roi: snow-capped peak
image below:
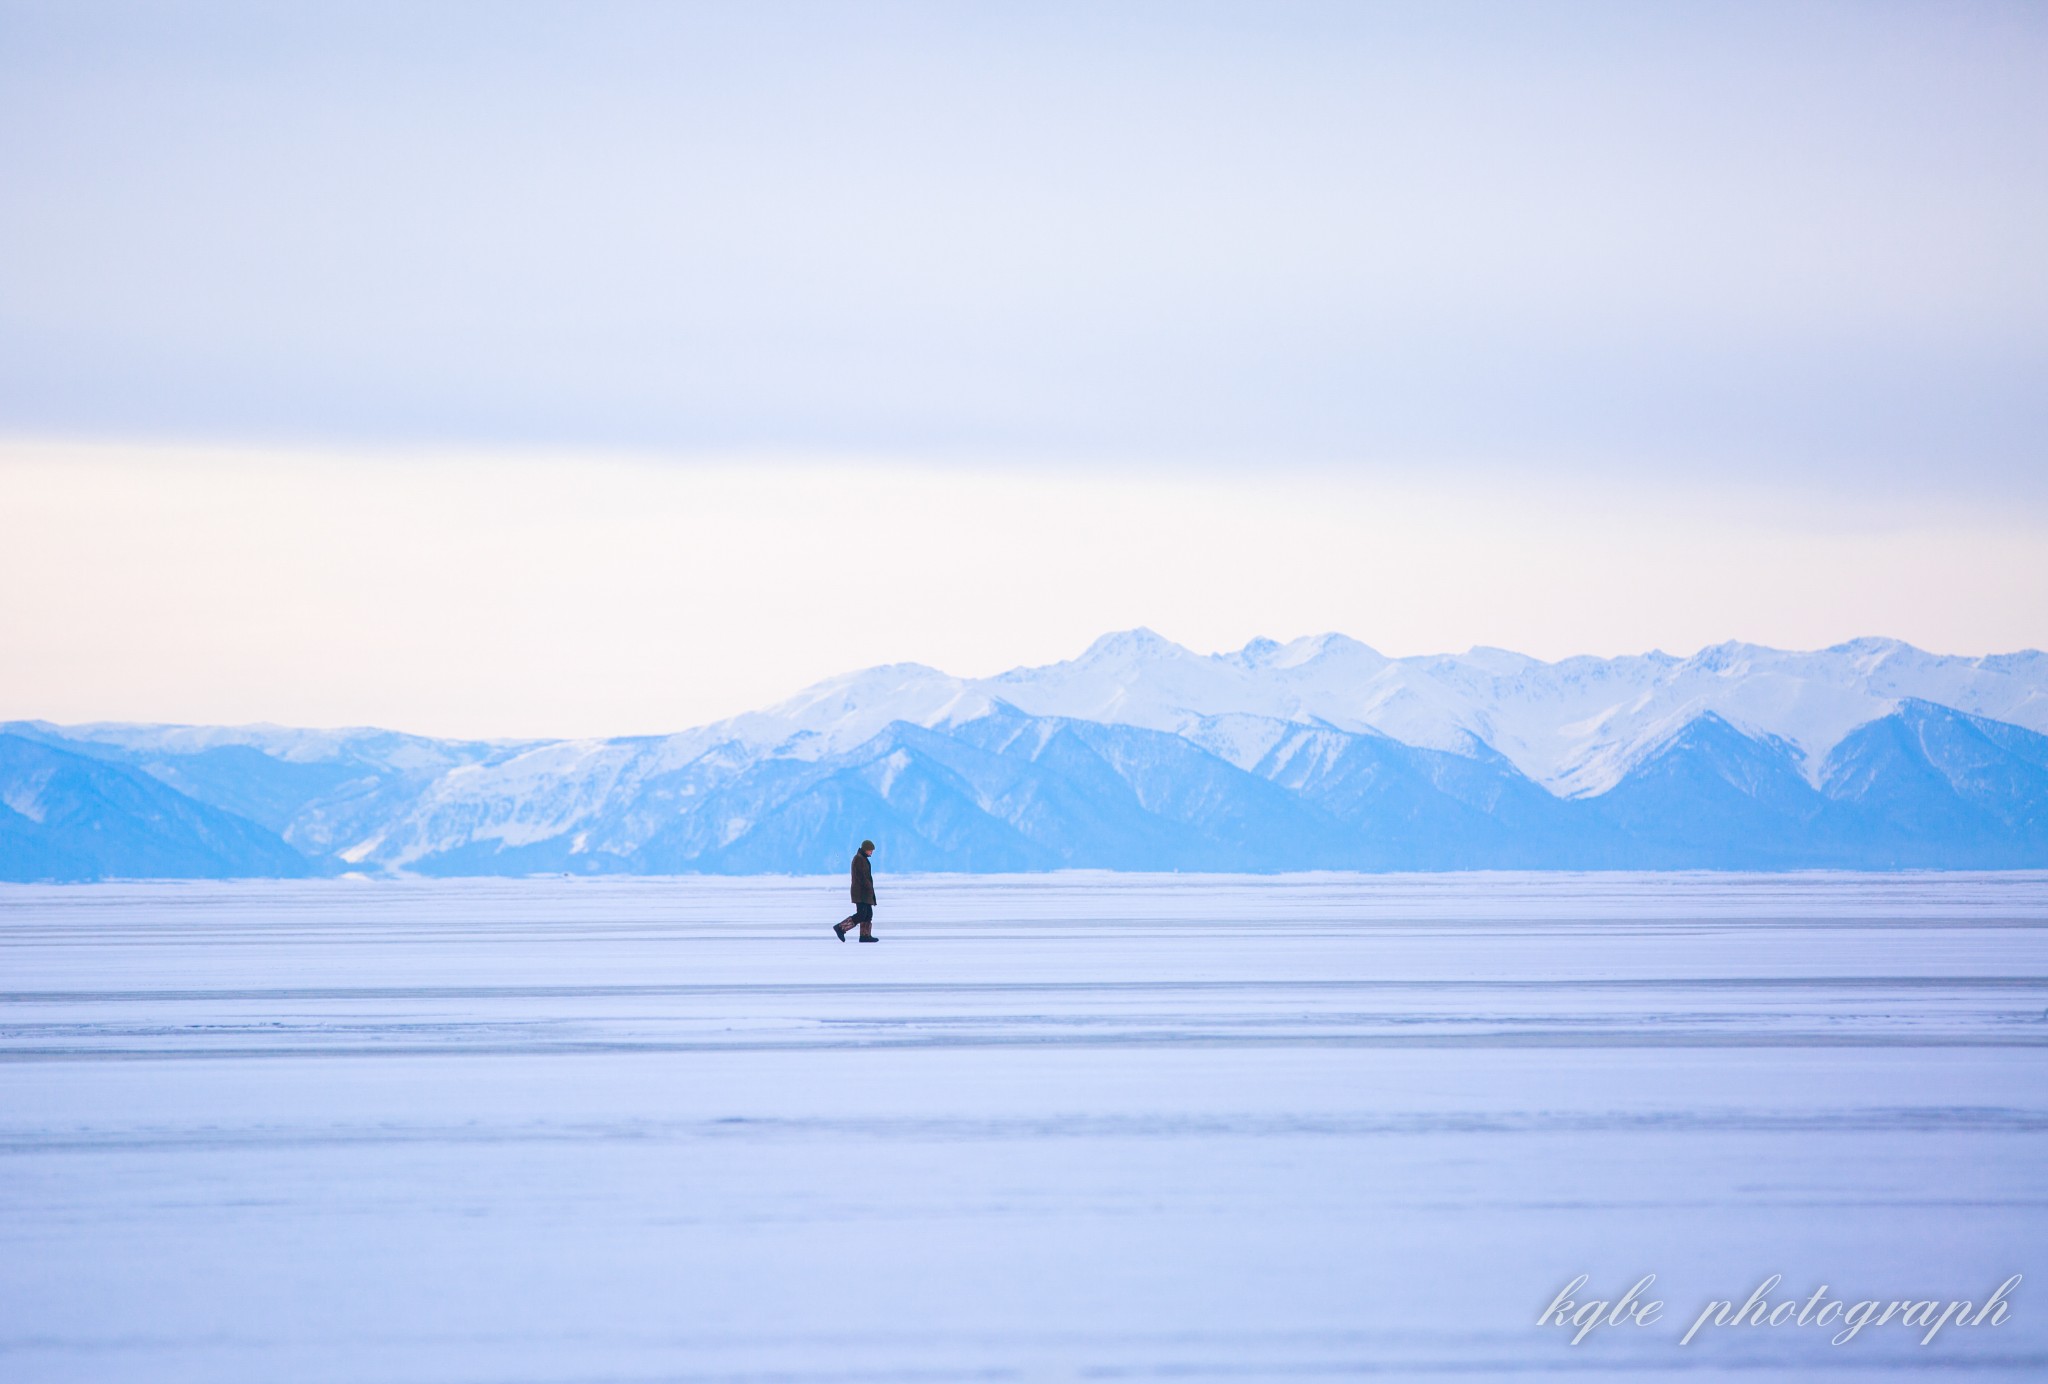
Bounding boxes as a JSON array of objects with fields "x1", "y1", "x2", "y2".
[
  {"x1": 1229, "y1": 637, "x2": 1285, "y2": 668},
  {"x1": 610, "y1": 631, "x2": 2048, "y2": 798},
  {"x1": 1075, "y1": 627, "x2": 1186, "y2": 663},
  {"x1": 974, "y1": 632, "x2": 2048, "y2": 795},
  {"x1": 705, "y1": 662, "x2": 998, "y2": 760}
]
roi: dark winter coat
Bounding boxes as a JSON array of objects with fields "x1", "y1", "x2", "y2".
[{"x1": 850, "y1": 850, "x2": 876, "y2": 905}]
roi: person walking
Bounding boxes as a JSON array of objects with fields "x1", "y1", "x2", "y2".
[{"x1": 833, "y1": 840, "x2": 879, "y2": 942}]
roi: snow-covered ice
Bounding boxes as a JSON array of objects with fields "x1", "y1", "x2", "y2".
[{"x1": 2, "y1": 872, "x2": 2044, "y2": 1381}]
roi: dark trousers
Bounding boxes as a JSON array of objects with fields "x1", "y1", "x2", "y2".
[{"x1": 839, "y1": 901, "x2": 874, "y2": 939}]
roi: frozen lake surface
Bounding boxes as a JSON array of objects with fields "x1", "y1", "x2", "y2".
[{"x1": 3, "y1": 872, "x2": 2045, "y2": 1381}]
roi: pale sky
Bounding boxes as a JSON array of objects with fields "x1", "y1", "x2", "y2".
[
  {"x1": 2, "y1": 3, "x2": 2045, "y2": 737},
  {"x1": 4, "y1": 437, "x2": 2043, "y2": 739}
]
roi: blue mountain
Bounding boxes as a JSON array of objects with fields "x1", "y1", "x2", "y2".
[
  {"x1": 1583, "y1": 713, "x2": 1827, "y2": 869},
  {"x1": 7, "y1": 639, "x2": 2048, "y2": 879},
  {"x1": 1819, "y1": 700, "x2": 2048, "y2": 867},
  {"x1": 0, "y1": 733, "x2": 310, "y2": 881}
]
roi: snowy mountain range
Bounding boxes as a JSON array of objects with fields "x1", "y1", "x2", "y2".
[{"x1": 6, "y1": 631, "x2": 2048, "y2": 879}]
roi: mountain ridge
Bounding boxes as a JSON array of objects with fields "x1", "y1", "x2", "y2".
[{"x1": 6, "y1": 632, "x2": 2047, "y2": 880}]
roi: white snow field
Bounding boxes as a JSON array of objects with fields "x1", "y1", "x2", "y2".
[{"x1": 2, "y1": 873, "x2": 2045, "y2": 1382}]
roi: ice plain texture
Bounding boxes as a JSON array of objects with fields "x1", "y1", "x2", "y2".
[{"x1": 2, "y1": 872, "x2": 2045, "y2": 1382}]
